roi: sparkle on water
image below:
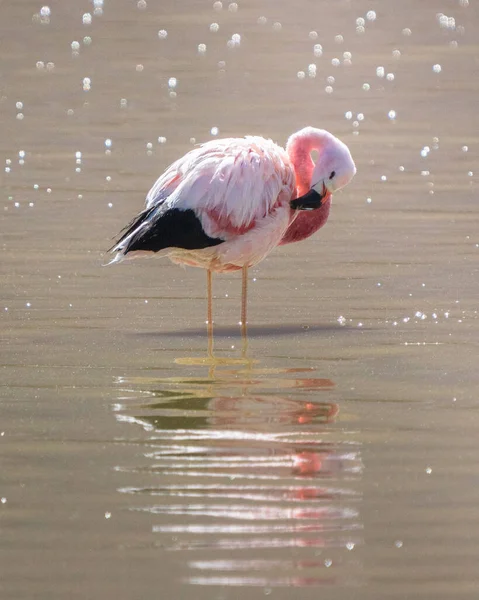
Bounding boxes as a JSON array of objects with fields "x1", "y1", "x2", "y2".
[
  {"x1": 421, "y1": 146, "x2": 430, "y2": 157},
  {"x1": 438, "y1": 13, "x2": 456, "y2": 30}
]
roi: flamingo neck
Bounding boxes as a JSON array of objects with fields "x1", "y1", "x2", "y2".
[
  {"x1": 281, "y1": 128, "x2": 335, "y2": 246},
  {"x1": 280, "y1": 199, "x2": 331, "y2": 245}
]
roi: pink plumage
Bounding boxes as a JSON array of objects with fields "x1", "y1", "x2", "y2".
[{"x1": 109, "y1": 127, "x2": 356, "y2": 327}]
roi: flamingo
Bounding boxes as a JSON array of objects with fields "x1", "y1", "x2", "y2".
[{"x1": 108, "y1": 127, "x2": 356, "y2": 334}]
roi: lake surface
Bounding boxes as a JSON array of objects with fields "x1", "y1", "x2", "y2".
[{"x1": 2, "y1": 0, "x2": 479, "y2": 598}]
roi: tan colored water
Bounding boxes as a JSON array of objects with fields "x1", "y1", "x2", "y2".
[{"x1": 2, "y1": 1, "x2": 479, "y2": 598}]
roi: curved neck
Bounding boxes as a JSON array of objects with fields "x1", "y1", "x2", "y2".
[
  {"x1": 280, "y1": 199, "x2": 331, "y2": 246},
  {"x1": 286, "y1": 129, "x2": 332, "y2": 195}
]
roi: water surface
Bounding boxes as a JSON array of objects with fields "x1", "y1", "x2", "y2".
[{"x1": 2, "y1": 1, "x2": 479, "y2": 598}]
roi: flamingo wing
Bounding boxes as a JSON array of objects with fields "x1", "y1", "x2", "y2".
[
  {"x1": 109, "y1": 204, "x2": 224, "y2": 254},
  {"x1": 109, "y1": 136, "x2": 295, "y2": 258}
]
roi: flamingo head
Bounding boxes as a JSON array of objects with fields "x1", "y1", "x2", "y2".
[{"x1": 290, "y1": 130, "x2": 356, "y2": 211}]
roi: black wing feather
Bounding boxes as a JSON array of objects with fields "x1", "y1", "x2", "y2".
[{"x1": 111, "y1": 206, "x2": 224, "y2": 254}]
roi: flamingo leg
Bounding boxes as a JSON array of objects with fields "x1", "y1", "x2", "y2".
[
  {"x1": 207, "y1": 269, "x2": 214, "y2": 357},
  {"x1": 241, "y1": 265, "x2": 248, "y2": 341}
]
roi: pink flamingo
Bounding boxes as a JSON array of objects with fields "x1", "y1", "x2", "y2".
[{"x1": 109, "y1": 127, "x2": 356, "y2": 332}]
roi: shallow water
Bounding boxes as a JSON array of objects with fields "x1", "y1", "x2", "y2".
[{"x1": 2, "y1": 0, "x2": 479, "y2": 598}]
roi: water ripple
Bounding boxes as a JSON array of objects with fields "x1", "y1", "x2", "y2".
[{"x1": 114, "y1": 355, "x2": 363, "y2": 587}]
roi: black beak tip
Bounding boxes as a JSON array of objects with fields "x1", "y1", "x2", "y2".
[{"x1": 290, "y1": 188, "x2": 324, "y2": 211}]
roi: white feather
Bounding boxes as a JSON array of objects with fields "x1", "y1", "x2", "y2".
[{"x1": 144, "y1": 136, "x2": 295, "y2": 238}]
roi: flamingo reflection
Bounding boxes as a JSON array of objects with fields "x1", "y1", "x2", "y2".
[{"x1": 114, "y1": 349, "x2": 363, "y2": 588}]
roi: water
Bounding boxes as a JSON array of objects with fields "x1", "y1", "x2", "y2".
[{"x1": 2, "y1": 0, "x2": 479, "y2": 598}]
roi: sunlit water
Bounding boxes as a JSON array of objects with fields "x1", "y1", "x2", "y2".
[{"x1": 2, "y1": 0, "x2": 479, "y2": 598}]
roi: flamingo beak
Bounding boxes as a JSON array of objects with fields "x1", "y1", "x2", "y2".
[{"x1": 290, "y1": 182, "x2": 330, "y2": 211}]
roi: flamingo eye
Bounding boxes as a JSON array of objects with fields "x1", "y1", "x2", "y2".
[{"x1": 329, "y1": 171, "x2": 336, "y2": 180}]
